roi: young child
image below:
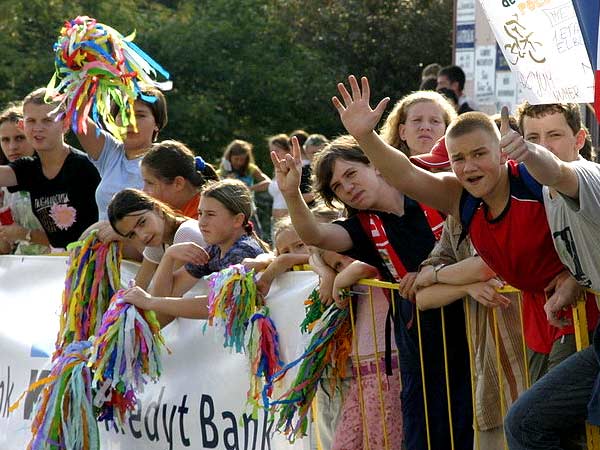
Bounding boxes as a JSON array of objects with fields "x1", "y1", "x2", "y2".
[
  {"x1": 0, "y1": 103, "x2": 50, "y2": 255},
  {"x1": 243, "y1": 217, "x2": 309, "y2": 295},
  {"x1": 319, "y1": 249, "x2": 403, "y2": 450},
  {"x1": 0, "y1": 88, "x2": 100, "y2": 251},
  {"x1": 108, "y1": 188, "x2": 205, "y2": 290},
  {"x1": 122, "y1": 179, "x2": 269, "y2": 318},
  {"x1": 332, "y1": 76, "x2": 594, "y2": 384},
  {"x1": 218, "y1": 139, "x2": 271, "y2": 192},
  {"x1": 141, "y1": 139, "x2": 218, "y2": 219}
]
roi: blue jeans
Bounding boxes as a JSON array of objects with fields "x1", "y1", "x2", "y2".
[{"x1": 504, "y1": 345, "x2": 598, "y2": 449}]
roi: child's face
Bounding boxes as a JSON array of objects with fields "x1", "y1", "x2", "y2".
[
  {"x1": 230, "y1": 154, "x2": 248, "y2": 171},
  {"x1": 198, "y1": 196, "x2": 244, "y2": 246},
  {"x1": 122, "y1": 101, "x2": 157, "y2": 151},
  {"x1": 329, "y1": 159, "x2": 382, "y2": 211},
  {"x1": 399, "y1": 101, "x2": 447, "y2": 156},
  {"x1": 304, "y1": 144, "x2": 323, "y2": 161},
  {"x1": 141, "y1": 164, "x2": 179, "y2": 207},
  {"x1": 275, "y1": 228, "x2": 308, "y2": 255},
  {"x1": 114, "y1": 209, "x2": 165, "y2": 247},
  {"x1": 447, "y1": 129, "x2": 504, "y2": 200},
  {"x1": 321, "y1": 250, "x2": 354, "y2": 273},
  {"x1": 0, "y1": 121, "x2": 34, "y2": 162},
  {"x1": 522, "y1": 112, "x2": 583, "y2": 163},
  {"x1": 22, "y1": 103, "x2": 65, "y2": 152}
]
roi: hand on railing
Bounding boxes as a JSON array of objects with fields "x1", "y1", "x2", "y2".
[
  {"x1": 544, "y1": 270, "x2": 581, "y2": 328},
  {"x1": 466, "y1": 279, "x2": 511, "y2": 308}
]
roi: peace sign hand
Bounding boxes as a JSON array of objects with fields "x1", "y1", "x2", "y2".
[
  {"x1": 270, "y1": 136, "x2": 304, "y2": 197},
  {"x1": 332, "y1": 75, "x2": 390, "y2": 139}
]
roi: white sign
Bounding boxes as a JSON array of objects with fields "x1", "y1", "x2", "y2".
[
  {"x1": 0, "y1": 256, "x2": 317, "y2": 450},
  {"x1": 457, "y1": 0, "x2": 477, "y2": 23},
  {"x1": 475, "y1": 45, "x2": 497, "y2": 105},
  {"x1": 478, "y1": 0, "x2": 594, "y2": 104},
  {"x1": 495, "y1": 71, "x2": 519, "y2": 113},
  {"x1": 456, "y1": 49, "x2": 476, "y2": 80}
]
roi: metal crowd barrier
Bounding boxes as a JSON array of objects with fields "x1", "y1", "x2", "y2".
[{"x1": 306, "y1": 270, "x2": 600, "y2": 450}]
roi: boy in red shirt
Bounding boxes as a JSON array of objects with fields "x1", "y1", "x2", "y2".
[{"x1": 332, "y1": 76, "x2": 597, "y2": 381}]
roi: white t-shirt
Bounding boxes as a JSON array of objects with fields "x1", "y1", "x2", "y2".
[
  {"x1": 143, "y1": 219, "x2": 205, "y2": 264},
  {"x1": 89, "y1": 131, "x2": 144, "y2": 221},
  {"x1": 268, "y1": 179, "x2": 287, "y2": 210},
  {"x1": 543, "y1": 158, "x2": 600, "y2": 291}
]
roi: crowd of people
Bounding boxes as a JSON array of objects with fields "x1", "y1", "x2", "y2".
[{"x1": 1, "y1": 62, "x2": 599, "y2": 450}]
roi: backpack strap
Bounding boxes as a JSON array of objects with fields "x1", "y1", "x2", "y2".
[
  {"x1": 418, "y1": 203, "x2": 445, "y2": 241},
  {"x1": 357, "y1": 212, "x2": 408, "y2": 282},
  {"x1": 517, "y1": 163, "x2": 544, "y2": 203}
]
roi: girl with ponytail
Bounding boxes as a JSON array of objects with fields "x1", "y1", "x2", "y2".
[
  {"x1": 141, "y1": 140, "x2": 219, "y2": 219},
  {"x1": 121, "y1": 179, "x2": 270, "y2": 320}
]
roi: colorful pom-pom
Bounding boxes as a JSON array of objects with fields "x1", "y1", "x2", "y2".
[
  {"x1": 46, "y1": 16, "x2": 172, "y2": 139},
  {"x1": 205, "y1": 264, "x2": 263, "y2": 353},
  {"x1": 55, "y1": 231, "x2": 121, "y2": 359},
  {"x1": 246, "y1": 306, "x2": 283, "y2": 416},
  {"x1": 28, "y1": 341, "x2": 98, "y2": 450},
  {"x1": 89, "y1": 291, "x2": 167, "y2": 428},
  {"x1": 268, "y1": 303, "x2": 352, "y2": 442}
]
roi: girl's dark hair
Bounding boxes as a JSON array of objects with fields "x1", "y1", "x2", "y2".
[
  {"x1": 201, "y1": 179, "x2": 270, "y2": 251},
  {"x1": 142, "y1": 140, "x2": 219, "y2": 188},
  {"x1": 313, "y1": 135, "x2": 370, "y2": 214},
  {"x1": 222, "y1": 139, "x2": 254, "y2": 176},
  {"x1": 108, "y1": 188, "x2": 185, "y2": 244},
  {"x1": 138, "y1": 86, "x2": 168, "y2": 141}
]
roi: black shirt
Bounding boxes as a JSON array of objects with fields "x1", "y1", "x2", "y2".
[{"x1": 9, "y1": 148, "x2": 100, "y2": 248}]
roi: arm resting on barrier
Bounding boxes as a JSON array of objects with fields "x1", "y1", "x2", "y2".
[{"x1": 122, "y1": 286, "x2": 209, "y2": 320}]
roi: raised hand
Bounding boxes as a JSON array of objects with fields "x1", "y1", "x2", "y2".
[
  {"x1": 270, "y1": 136, "x2": 303, "y2": 197},
  {"x1": 499, "y1": 106, "x2": 533, "y2": 162},
  {"x1": 164, "y1": 242, "x2": 210, "y2": 265},
  {"x1": 331, "y1": 75, "x2": 390, "y2": 139}
]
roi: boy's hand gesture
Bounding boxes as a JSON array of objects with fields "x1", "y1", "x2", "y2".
[
  {"x1": 271, "y1": 136, "x2": 303, "y2": 197},
  {"x1": 499, "y1": 106, "x2": 535, "y2": 163},
  {"x1": 332, "y1": 75, "x2": 390, "y2": 140}
]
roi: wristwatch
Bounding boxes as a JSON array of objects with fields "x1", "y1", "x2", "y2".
[{"x1": 433, "y1": 263, "x2": 447, "y2": 283}]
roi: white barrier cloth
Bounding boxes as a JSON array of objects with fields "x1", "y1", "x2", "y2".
[
  {"x1": 479, "y1": 0, "x2": 594, "y2": 104},
  {"x1": 0, "y1": 255, "x2": 316, "y2": 450}
]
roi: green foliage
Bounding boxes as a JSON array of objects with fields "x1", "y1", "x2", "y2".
[{"x1": 0, "y1": 0, "x2": 452, "y2": 172}]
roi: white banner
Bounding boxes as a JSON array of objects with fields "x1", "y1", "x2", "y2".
[
  {"x1": 479, "y1": 0, "x2": 594, "y2": 104},
  {"x1": 0, "y1": 255, "x2": 317, "y2": 450}
]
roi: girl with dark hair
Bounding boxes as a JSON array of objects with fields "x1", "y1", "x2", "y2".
[
  {"x1": 142, "y1": 139, "x2": 218, "y2": 219},
  {"x1": 108, "y1": 188, "x2": 206, "y2": 290},
  {"x1": 121, "y1": 179, "x2": 269, "y2": 319}
]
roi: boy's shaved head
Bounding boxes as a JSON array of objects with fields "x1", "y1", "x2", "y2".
[{"x1": 446, "y1": 112, "x2": 501, "y2": 146}]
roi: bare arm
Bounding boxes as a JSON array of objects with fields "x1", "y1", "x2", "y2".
[
  {"x1": 134, "y1": 258, "x2": 159, "y2": 290},
  {"x1": 332, "y1": 260, "x2": 378, "y2": 308},
  {"x1": 498, "y1": 107, "x2": 579, "y2": 198},
  {"x1": 0, "y1": 166, "x2": 17, "y2": 188},
  {"x1": 332, "y1": 75, "x2": 462, "y2": 215},
  {"x1": 271, "y1": 139, "x2": 353, "y2": 251},
  {"x1": 256, "y1": 253, "x2": 309, "y2": 295},
  {"x1": 417, "y1": 256, "x2": 496, "y2": 289},
  {"x1": 250, "y1": 167, "x2": 271, "y2": 192},
  {"x1": 122, "y1": 286, "x2": 208, "y2": 319},
  {"x1": 417, "y1": 278, "x2": 510, "y2": 310},
  {"x1": 150, "y1": 250, "x2": 205, "y2": 297},
  {"x1": 74, "y1": 119, "x2": 106, "y2": 160}
]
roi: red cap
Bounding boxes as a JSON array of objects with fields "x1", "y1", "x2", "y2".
[{"x1": 409, "y1": 137, "x2": 450, "y2": 171}]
